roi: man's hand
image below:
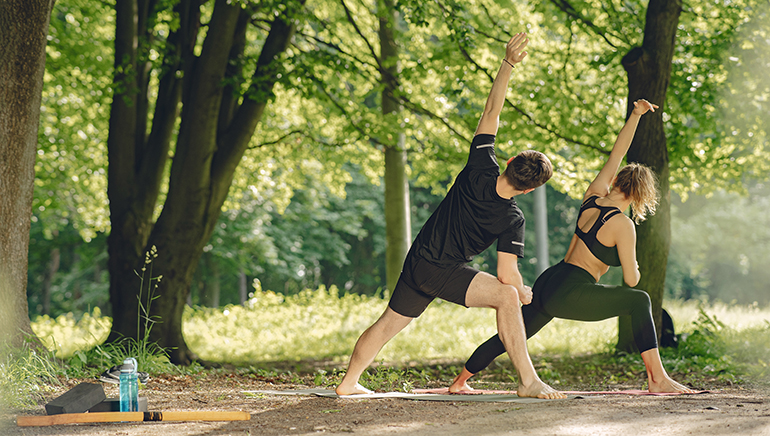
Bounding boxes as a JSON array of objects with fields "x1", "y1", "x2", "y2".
[
  {"x1": 518, "y1": 285, "x2": 532, "y2": 305},
  {"x1": 632, "y1": 99, "x2": 659, "y2": 116},
  {"x1": 504, "y1": 32, "x2": 529, "y2": 66}
]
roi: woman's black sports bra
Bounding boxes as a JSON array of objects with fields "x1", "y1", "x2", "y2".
[{"x1": 574, "y1": 195, "x2": 622, "y2": 267}]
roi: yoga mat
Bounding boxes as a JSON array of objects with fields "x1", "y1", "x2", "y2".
[
  {"x1": 411, "y1": 388, "x2": 711, "y2": 396},
  {"x1": 243, "y1": 388, "x2": 565, "y2": 403}
]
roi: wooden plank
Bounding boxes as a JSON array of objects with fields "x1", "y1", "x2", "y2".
[
  {"x1": 44, "y1": 383, "x2": 106, "y2": 415},
  {"x1": 17, "y1": 411, "x2": 251, "y2": 427}
]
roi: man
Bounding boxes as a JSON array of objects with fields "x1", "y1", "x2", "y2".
[{"x1": 336, "y1": 32, "x2": 565, "y2": 399}]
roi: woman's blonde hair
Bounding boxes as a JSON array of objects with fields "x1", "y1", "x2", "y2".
[{"x1": 614, "y1": 163, "x2": 659, "y2": 224}]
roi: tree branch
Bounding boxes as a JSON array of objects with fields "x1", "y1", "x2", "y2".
[
  {"x1": 339, "y1": 0, "x2": 381, "y2": 69},
  {"x1": 459, "y1": 36, "x2": 609, "y2": 154},
  {"x1": 548, "y1": 0, "x2": 622, "y2": 49}
]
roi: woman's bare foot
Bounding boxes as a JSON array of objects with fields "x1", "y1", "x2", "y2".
[
  {"x1": 517, "y1": 379, "x2": 567, "y2": 399},
  {"x1": 335, "y1": 383, "x2": 373, "y2": 396},
  {"x1": 648, "y1": 376, "x2": 697, "y2": 394},
  {"x1": 641, "y1": 348, "x2": 698, "y2": 394},
  {"x1": 448, "y1": 368, "x2": 475, "y2": 393}
]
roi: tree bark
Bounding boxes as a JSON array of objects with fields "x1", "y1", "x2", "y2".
[
  {"x1": 238, "y1": 269, "x2": 248, "y2": 305},
  {"x1": 107, "y1": 0, "x2": 197, "y2": 351},
  {"x1": 379, "y1": 0, "x2": 411, "y2": 292},
  {"x1": 202, "y1": 254, "x2": 220, "y2": 308},
  {"x1": 617, "y1": 0, "x2": 682, "y2": 352},
  {"x1": 0, "y1": 0, "x2": 54, "y2": 351},
  {"x1": 106, "y1": 0, "x2": 303, "y2": 364}
]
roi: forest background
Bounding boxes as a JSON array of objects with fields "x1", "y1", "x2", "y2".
[{"x1": 15, "y1": 0, "x2": 770, "y2": 364}]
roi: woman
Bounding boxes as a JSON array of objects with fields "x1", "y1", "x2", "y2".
[{"x1": 450, "y1": 99, "x2": 695, "y2": 394}]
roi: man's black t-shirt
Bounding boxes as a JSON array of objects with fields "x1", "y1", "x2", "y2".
[{"x1": 413, "y1": 134, "x2": 526, "y2": 266}]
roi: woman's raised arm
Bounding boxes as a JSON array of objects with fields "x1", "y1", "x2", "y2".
[{"x1": 584, "y1": 100, "x2": 658, "y2": 199}]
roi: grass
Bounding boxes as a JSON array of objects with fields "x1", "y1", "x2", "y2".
[
  {"x1": 31, "y1": 307, "x2": 111, "y2": 359},
  {"x1": 0, "y1": 343, "x2": 62, "y2": 410},
  {"x1": 11, "y1": 286, "x2": 770, "y2": 401},
  {"x1": 1, "y1": 247, "x2": 185, "y2": 413},
  {"x1": 27, "y1": 287, "x2": 770, "y2": 368}
]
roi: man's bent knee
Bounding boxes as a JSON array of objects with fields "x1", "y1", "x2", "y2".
[
  {"x1": 371, "y1": 307, "x2": 414, "y2": 336},
  {"x1": 487, "y1": 283, "x2": 519, "y2": 310},
  {"x1": 465, "y1": 272, "x2": 519, "y2": 309}
]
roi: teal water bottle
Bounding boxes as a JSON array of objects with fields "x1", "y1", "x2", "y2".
[{"x1": 119, "y1": 357, "x2": 139, "y2": 412}]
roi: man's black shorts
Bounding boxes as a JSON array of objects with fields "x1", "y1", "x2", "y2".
[{"x1": 388, "y1": 247, "x2": 479, "y2": 318}]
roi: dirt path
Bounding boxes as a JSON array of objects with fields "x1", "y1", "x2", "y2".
[{"x1": 5, "y1": 374, "x2": 770, "y2": 435}]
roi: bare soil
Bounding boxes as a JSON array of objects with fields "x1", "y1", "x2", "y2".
[{"x1": 5, "y1": 370, "x2": 770, "y2": 435}]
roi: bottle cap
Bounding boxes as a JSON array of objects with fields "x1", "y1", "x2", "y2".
[{"x1": 121, "y1": 357, "x2": 138, "y2": 372}]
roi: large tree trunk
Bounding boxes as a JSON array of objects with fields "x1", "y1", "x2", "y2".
[
  {"x1": 379, "y1": 0, "x2": 411, "y2": 292},
  {"x1": 0, "y1": 0, "x2": 54, "y2": 351},
  {"x1": 107, "y1": 0, "x2": 197, "y2": 352},
  {"x1": 617, "y1": 0, "x2": 682, "y2": 352},
  {"x1": 201, "y1": 255, "x2": 220, "y2": 308},
  {"x1": 106, "y1": 0, "x2": 303, "y2": 364}
]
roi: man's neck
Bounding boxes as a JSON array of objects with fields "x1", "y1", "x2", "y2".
[{"x1": 496, "y1": 175, "x2": 523, "y2": 199}]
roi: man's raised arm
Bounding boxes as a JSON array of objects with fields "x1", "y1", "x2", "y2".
[{"x1": 475, "y1": 32, "x2": 529, "y2": 136}]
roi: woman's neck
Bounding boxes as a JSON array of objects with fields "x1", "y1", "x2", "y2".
[{"x1": 603, "y1": 189, "x2": 631, "y2": 211}]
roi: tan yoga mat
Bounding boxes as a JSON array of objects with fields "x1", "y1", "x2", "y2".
[
  {"x1": 243, "y1": 388, "x2": 563, "y2": 403},
  {"x1": 244, "y1": 387, "x2": 709, "y2": 402},
  {"x1": 412, "y1": 387, "x2": 711, "y2": 396}
]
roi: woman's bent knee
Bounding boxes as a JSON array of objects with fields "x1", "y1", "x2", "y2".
[{"x1": 629, "y1": 289, "x2": 652, "y2": 309}]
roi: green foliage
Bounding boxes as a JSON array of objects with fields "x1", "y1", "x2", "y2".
[
  {"x1": 134, "y1": 246, "x2": 164, "y2": 360},
  {"x1": 665, "y1": 308, "x2": 736, "y2": 381},
  {"x1": 26, "y1": 292, "x2": 770, "y2": 394},
  {"x1": 30, "y1": 0, "x2": 770, "y2": 321},
  {"x1": 37, "y1": 0, "x2": 114, "y2": 240},
  {"x1": 184, "y1": 286, "x2": 392, "y2": 363},
  {"x1": 668, "y1": 0, "x2": 770, "y2": 196},
  {"x1": 668, "y1": 183, "x2": 770, "y2": 304},
  {"x1": 26, "y1": 221, "x2": 109, "y2": 318},
  {"x1": 32, "y1": 309, "x2": 111, "y2": 358},
  {"x1": 0, "y1": 345, "x2": 62, "y2": 410},
  {"x1": 662, "y1": 308, "x2": 770, "y2": 385},
  {"x1": 360, "y1": 366, "x2": 431, "y2": 393}
]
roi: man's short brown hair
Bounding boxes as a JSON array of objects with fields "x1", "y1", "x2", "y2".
[{"x1": 504, "y1": 150, "x2": 553, "y2": 191}]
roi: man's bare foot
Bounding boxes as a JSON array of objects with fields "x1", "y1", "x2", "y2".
[
  {"x1": 517, "y1": 379, "x2": 567, "y2": 399},
  {"x1": 335, "y1": 383, "x2": 373, "y2": 396},
  {"x1": 448, "y1": 368, "x2": 475, "y2": 393},
  {"x1": 648, "y1": 376, "x2": 697, "y2": 394}
]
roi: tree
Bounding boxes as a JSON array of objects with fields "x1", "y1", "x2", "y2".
[
  {"x1": 615, "y1": 0, "x2": 681, "y2": 351},
  {"x1": 0, "y1": 0, "x2": 55, "y2": 349},
  {"x1": 30, "y1": 0, "x2": 768, "y2": 361},
  {"x1": 106, "y1": 0, "x2": 306, "y2": 363},
  {"x1": 379, "y1": 0, "x2": 412, "y2": 291}
]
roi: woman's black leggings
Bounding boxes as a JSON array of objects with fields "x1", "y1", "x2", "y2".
[{"x1": 465, "y1": 261, "x2": 658, "y2": 374}]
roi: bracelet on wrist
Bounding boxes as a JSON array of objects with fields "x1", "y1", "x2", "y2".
[{"x1": 502, "y1": 58, "x2": 515, "y2": 68}]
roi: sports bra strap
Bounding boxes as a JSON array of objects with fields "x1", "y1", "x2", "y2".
[
  {"x1": 575, "y1": 195, "x2": 623, "y2": 267},
  {"x1": 601, "y1": 209, "x2": 623, "y2": 223}
]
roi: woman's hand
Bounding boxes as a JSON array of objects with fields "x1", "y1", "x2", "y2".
[
  {"x1": 504, "y1": 32, "x2": 529, "y2": 66},
  {"x1": 632, "y1": 99, "x2": 659, "y2": 116}
]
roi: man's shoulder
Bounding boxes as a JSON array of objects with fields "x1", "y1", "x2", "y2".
[
  {"x1": 502, "y1": 202, "x2": 525, "y2": 226},
  {"x1": 466, "y1": 134, "x2": 499, "y2": 170}
]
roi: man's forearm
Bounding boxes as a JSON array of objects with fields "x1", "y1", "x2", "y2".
[{"x1": 482, "y1": 61, "x2": 516, "y2": 119}]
